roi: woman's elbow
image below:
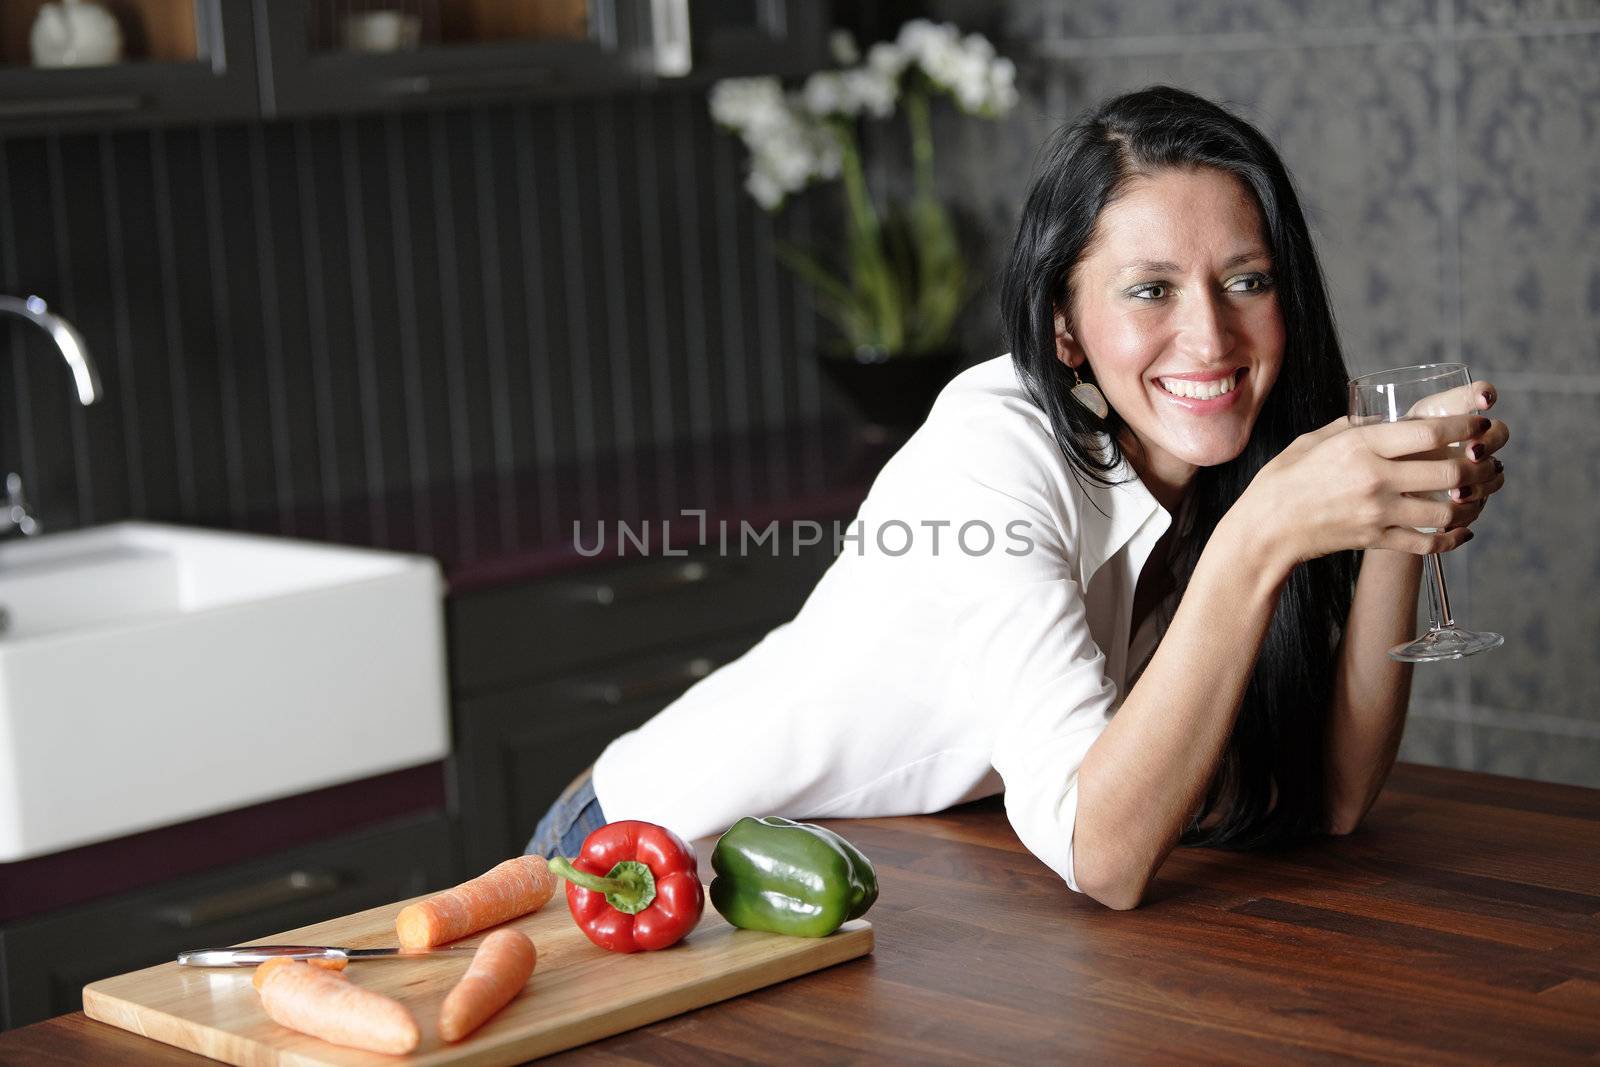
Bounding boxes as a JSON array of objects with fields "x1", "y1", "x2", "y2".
[{"x1": 1074, "y1": 857, "x2": 1147, "y2": 911}]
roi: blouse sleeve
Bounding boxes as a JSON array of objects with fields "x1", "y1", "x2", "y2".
[{"x1": 916, "y1": 411, "x2": 1122, "y2": 895}]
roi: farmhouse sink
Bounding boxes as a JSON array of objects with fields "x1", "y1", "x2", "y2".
[{"x1": 0, "y1": 523, "x2": 449, "y2": 863}]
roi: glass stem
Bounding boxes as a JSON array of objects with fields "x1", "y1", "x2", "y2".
[{"x1": 1424, "y1": 552, "x2": 1456, "y2": 631}]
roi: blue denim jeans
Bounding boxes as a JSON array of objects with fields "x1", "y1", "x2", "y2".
[{"x1": 525, "y1": 767, "x2": 607, "y2": 859}]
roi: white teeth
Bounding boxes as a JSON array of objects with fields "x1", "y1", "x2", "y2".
[{"x1": 1158, "y1": 372, "x2": 1238, "y2": 400}]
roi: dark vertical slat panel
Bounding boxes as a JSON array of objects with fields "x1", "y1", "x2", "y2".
[
  {"x1": 246, "y1": 124, "x2": 295, "y2": 535},
  {"x1": 112, "y1": 128, "x2": 179, "y2": 521},
  {"x1": 293, "y1": 121, "x2": 344, "y2": 539},
  {"x1": 553, "y1": 100, "x2": 600, "y2": 518},
  {"x1": 395, "y1": 113, "x2": 453, "y2": 503},
  {"x1": 382, "y1": 112, "x2": 434, "y2": 553},
  {"x1": 470, "y1": 106, "x2": 518, "y2": 550},
  {"x1": 197, "y1": 125, "x2": 247, "y2": 526},
  {"x1": 0, "y1": 139, "x2": 38, "y2": 503},
  {"x1": 338, "y1": 117, "x2": 388, "y2": 546},
  {"x1": 352, "y1": 119, "x2": 411, "y2": 525},
  {"x1": 148, "y1": 128, "x2": 198, "y2": 520},
  {"x1": 752, "y1": 206, "x2": 790, "y2": 499},
  {"x1": 45, "y1": 134, "x2": 97, "y2": 525},
  {"x1": 511, "y1": 106, "x2": 561, "y2": 543},
  {"x1": 305, "y1": 119, "x2": 367, "y2": 542},
  {"x1": 214, "y1": 125, "x2": 278, "y2": 526},
  {"x1": 426, "y1": 109, "x2": 477, "y2": 559},
  {"x1": 441, "y1": 107, "x2": 496, "y2": 554},
  {"x1": 98, "y1": 133, "x2": 145, "y2": 518},
  {"x1": 594, "y1": 97, "x2": 641, "y2": 519},
  {"x1": 631, "y1": 95, "x2": 678, "y2": 516},
  {"x1": 709, "y1": 123, "x2": 750, "y2": 438}
]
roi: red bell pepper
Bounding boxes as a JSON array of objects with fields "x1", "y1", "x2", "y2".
[{"x1": 547, "y1": 821, "x2": 704, "y2": 953}]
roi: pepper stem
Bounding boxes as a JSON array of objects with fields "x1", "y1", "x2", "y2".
[{"x1": 547, "y1": 856, "x2": 658, "y2": 915}]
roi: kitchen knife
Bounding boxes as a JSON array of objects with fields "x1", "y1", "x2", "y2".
[{"x1": 177, "y1": 944, "x2": 477, "y2": 967}]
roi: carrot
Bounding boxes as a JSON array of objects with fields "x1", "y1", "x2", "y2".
[
  {"x1": 395, "y1": 855, "x2": 556, "y2": 949},
  {"x1": 254, "y1": 959, "x2": 420, "y2": 1055},
  {"x1": 437, "y1": 928, "x2": 537, "y2": 1043},
  {"x1": 250, "y1": 955, "x2": 346, "y2": 990}
]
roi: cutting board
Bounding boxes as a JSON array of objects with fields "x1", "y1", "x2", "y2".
[{"x1": 82, "y1": 886, "x2": 873, "y2": 1065}]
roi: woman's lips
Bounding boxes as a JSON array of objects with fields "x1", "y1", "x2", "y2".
[{"x1": 1153, "y1": 368, "x2": 1246, "y2": 413}]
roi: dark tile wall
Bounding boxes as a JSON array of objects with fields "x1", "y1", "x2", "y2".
[{"x1": 0, "y1": 91, "x2": 844, "y2": 553}]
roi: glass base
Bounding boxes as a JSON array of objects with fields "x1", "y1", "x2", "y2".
[{"x1": 1388, "y1": 626, "x2": 1504, "y2": 663}]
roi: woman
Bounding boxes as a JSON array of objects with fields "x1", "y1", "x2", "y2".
[{"x1": 527, "y1": 86, "x2": 1510, "y2": 910}]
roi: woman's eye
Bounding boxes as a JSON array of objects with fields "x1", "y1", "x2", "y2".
[
  {"x1": 1226, "y1": 272, "x2": 1273, "y2": 293},
  {"x1": 1130, "y1": 283, "x2": 1168, "y2": 300}
]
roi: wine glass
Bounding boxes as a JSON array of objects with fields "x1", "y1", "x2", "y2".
[{"x1": 1348, "y1": 363, "x2": 1504, "y2": 662}]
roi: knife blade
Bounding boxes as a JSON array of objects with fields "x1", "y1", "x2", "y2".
[{"x1": 176, "y1": 944, "x2": 477, "y2": 967}]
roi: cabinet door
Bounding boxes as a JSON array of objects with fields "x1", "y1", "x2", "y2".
[
  {"x1": 0, "y1": 811, "x2": 452, "y2": 1031},
  {"x1": 0, "y1": 1, "x2": 259, "y2": 135},
  {"x1": 449, "y1": 536, "x2": 837, "y2": 696},
  {"x1": 257, "y1": 0, "x2": 669, "y2": 118},
  {"x1": 688, "y1": 0, "x2": 829, "y2": 80},
  {"x1": 452, "y1": 631, "x2": 763, "y2": 874}
]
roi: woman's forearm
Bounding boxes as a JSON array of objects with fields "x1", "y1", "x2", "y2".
[
  {"x1": 1071, "y1": 506, "x2": 1290, "y2": 910},
  {"x1": 1323, "y1": 548, "x2": 1423, "y2": 834}
]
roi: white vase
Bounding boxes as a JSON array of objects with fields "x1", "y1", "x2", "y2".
[{"x1": 30, "y1": 0, "x2": 124, "y2": 69}]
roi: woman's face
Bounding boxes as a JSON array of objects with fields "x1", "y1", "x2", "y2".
[{"x1": 1056, "y1": 166, "x2": 1285, "y2": 497}]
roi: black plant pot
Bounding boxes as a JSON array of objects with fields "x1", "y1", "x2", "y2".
[{"x1": 820, "y1": 348, "x2": 962, "y2": 435}]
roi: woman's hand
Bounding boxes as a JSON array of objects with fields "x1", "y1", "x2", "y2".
[{"x1": 1236, "y1": 379, "x2": 1509, "y2": 571}]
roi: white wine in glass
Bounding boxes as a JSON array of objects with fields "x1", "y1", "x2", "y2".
[{"x1": 1348, "y1": 363, "x2": 1504, "y2": 662}]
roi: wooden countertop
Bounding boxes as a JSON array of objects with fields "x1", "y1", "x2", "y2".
[{"x1": 5, "y1": 761, "x2": 1598, "y2": 1064}]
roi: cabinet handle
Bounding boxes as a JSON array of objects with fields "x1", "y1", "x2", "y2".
[
  {"x1": 577, "y1": 655, "x2": 717, "y2": 706},
  {"x1": 0, "y1": 95, "x2": 143, "y2": 119},
  {"x1": 380, "y1": 68, "x2": 558, "y2": 96},
  {"x1": 566, "y1": 559, "x2": 715, "y2": 607},
  {"x1": 155, "y1": 870, "x2": 342, "y2": 929}
]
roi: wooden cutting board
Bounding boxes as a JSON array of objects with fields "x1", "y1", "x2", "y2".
[{"x1": 82, "y1": 886, "x2": 873, "y2": 1065}]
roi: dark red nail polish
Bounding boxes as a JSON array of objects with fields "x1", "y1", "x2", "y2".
[
  {"x1": 1462, "y1": 530, "x2": 1475, "y2": 543},
  {"x1": 1468, "y1": 444, "x2": 1484, "y2": 461},
  {"x1": 1493, "y1": 458, "x2": 1503, "y2": 474}
]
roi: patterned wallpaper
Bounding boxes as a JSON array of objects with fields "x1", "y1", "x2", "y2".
[{"x1": 944, "y1": 0, "x2": 1600, "y2": 787}]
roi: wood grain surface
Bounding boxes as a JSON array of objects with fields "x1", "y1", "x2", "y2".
[
  {"x1": 79, "y1": 887, "x2": 871, "y2": 1065},
  {"x1": 5, "y1": 762, "x2": 1599, "y2": 1064}
]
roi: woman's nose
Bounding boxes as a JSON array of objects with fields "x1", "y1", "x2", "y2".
[{"x1": 1174, "y1": 290, "x2": 1234, "y2": 363}]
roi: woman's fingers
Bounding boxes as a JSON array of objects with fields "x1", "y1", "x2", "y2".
[
  {"x1": 1357, "y1": 414, "x2": 1489, "y2": 460},
  {"x1": 1374, "y1": 524, "x2": 1474, "y2": 555},
  {"x1": 1392, "y1": 495, "x2": 1457, "y2": 533},
  {"x1": 1470, "y1": 417, "x2": 1511, "y2": 458},
  {"x1": 1401, "y1": 379, "x2": 1497, "y2": 418}
]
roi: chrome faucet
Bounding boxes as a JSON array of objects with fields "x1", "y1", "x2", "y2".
[{"x1": 0, "y1": 294, "x2": 102, "y2": 537}]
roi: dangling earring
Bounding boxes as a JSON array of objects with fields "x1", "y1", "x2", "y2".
[{"x1": 1070, "y1": 365, "x2": 1109, "y2": 419}]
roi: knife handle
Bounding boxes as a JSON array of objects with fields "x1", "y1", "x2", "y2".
[{"x1": 176, "y1": 945, "x2": 346, "y2": 967}]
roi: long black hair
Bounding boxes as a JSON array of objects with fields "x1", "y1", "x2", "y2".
[{"x1": 1000, "y1": 86, "x2": 1359, "y2": 852}]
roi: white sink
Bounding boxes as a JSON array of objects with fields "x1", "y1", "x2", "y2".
[{"x1": 0, "y1": 522, "x2": 449, "y2": 863}]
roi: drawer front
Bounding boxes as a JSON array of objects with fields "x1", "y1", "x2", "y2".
[
  {"x1": 448, "y1": 538, "x2": 835, "y2": 695},
  {"x1": 452, "y1": 631, "x2": 766, "y2": 874},
  {"x1": 0, "y1": 812, "x2": 453, "y2": 1031}
]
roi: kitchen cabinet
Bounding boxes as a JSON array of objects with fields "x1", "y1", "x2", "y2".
[
  {"x1": 0, "y1": 1, "x2": 831, "y2": 133},
  {"x1": 447, "y1": 537, "x2": 836, "y2": 873},
  {"x1": 257, "y1": 0, "x2": 831, "y2": 119},
  {"x1": 0, "y1": 0, "x2": 259, "y2": 135},
  {"x1": 0, "y1": 810, "x2": 453, "y2": 1030}
]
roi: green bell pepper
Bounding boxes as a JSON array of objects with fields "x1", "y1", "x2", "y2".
[{"x1": 709, "y1": 816, "x2": 879, "y2": 937}]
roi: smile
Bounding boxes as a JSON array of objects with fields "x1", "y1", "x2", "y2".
[{"x1": 1156, "y1": 368, "x2": 1243, "y2": 400}]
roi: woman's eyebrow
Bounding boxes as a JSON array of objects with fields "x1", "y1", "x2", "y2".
[{"x1": 1116, "y1": 249, "x2": 1271, "y2": 275}]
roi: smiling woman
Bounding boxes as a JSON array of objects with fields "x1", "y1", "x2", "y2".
[{"x1": 527, "y1": 86, "x2": 1512, "y2": 911}]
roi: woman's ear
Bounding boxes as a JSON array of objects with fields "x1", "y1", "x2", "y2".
[{"x1": 1053, "y1": 308, "x2": 1084, "y2": 370}]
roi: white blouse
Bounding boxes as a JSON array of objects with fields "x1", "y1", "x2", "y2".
[{"x1": 592, "y1": 354, "x2": 1182, "y2": 894}]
